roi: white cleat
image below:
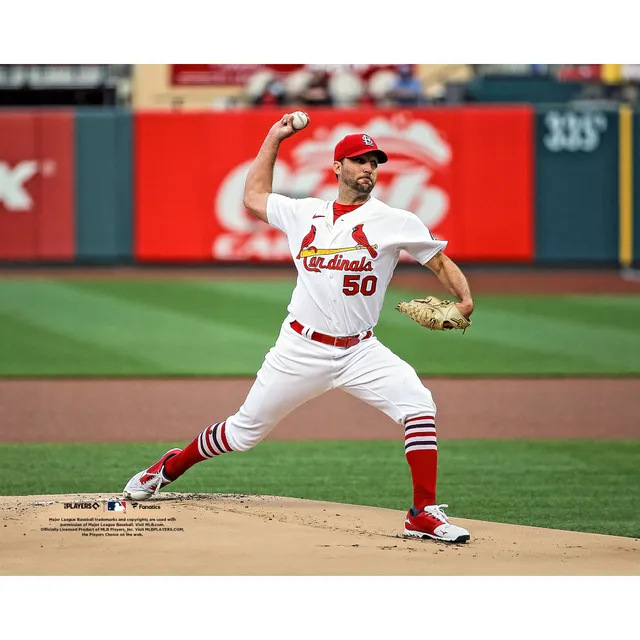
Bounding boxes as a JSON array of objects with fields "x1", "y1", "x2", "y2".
[
  {"x1": 403, "y1": 503, "x2": 471, "y2": 543},
  {"x1": 123, "y1": 448, "x2": 181, "y2": 501}
]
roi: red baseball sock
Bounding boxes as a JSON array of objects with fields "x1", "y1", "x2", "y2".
[
  {"x1": 404, "y1": 415, "x2": 438, "y2": 510},
  {"x1": 164, "y1": 422, "x2": 233, "y2": 481}
]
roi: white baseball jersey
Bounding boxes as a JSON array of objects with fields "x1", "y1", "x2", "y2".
[{"x1": 267, "y1": 193, "x2": 447, "y2": 336}]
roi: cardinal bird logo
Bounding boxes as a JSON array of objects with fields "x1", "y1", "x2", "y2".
[
  {"x1": 351, "y1": 224, "x2": 378, "y2": 259},
  {"x1": 296, "y1": 224, "x2": 317, "y2": 259}
]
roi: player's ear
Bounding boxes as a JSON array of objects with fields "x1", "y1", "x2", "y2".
[{"x1": 333, "y1": 160, "x2": 341, "y2": 181}]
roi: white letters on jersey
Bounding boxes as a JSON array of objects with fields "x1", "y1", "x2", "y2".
[{"x1": 267, "y1": 194, "x2": 447, "y2": 336}]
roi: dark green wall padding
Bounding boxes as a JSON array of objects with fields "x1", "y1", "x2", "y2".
[
  {"x1": 535, "y1": 106, "x2": 620, "y2": 264},
  {"x1": 75, "y1": 109, "x2": 133, "y2": 263}
]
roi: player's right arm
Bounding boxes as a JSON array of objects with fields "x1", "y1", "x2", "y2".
[{"x1": 243, "y1": 113, "x2": 299, "y2": 223}]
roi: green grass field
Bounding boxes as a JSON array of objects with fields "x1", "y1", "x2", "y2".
[
  {"x1": 2, "y1": 277, "x2": 638, "y2": 539},
  {"x1": 1, "y1": 278, "x2": 639, "y2": 376},
  {"x1": 1, "y1": 440, "x2": 638, "y2": 538}
]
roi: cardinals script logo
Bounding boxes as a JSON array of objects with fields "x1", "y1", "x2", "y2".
[{"x1": 296, "y1": 223, "x2": 378, "y2": 273}]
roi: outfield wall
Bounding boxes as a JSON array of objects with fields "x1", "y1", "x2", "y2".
[{"x1": 0, "y1": 105, "x2": 636, "y2": 266}]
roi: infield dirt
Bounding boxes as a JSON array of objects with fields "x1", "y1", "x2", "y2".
[{"x1": 2, "y1": 493, "x2": 639, "y2": 576}]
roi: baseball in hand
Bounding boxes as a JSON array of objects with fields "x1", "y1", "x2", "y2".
[{"x1": 291, "y1": 111, "x2": 310, "y2": 131}]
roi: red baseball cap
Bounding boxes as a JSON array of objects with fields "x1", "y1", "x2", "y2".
[{"x1": 334, "y1": 133, "x2": 388, "y2": 164}]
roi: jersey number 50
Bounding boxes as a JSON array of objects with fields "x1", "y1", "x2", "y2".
[{"x1": 342, "y1": 275, "x2": 378, "y2": 297}]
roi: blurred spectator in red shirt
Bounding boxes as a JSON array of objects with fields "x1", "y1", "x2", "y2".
[
  {"x1": 255, "y1": 78, "x2": 286, "y2": 106},
  {"x1": 299, "y1": 69, "x2": 333, "y2": 106},
  {"x1": 244, "y1": 70, "x2": 286, "y2": 107}
]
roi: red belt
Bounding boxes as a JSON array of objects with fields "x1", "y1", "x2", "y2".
[{"x1": 290, "y1": 320, "x2": 372, "y2": 349}]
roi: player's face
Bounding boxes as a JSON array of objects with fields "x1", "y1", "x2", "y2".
[{"x1": 335, "y1": 153, "x2": 379, "y2": 194}]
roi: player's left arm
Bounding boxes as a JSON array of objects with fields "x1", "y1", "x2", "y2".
[{"x1": 424, "y1": 251, "x2": 474, "y2": 319}]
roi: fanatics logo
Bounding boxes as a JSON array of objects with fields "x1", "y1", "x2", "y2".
[{"x1": 361, "y1": 135, "x2": 374, "y2": 146}]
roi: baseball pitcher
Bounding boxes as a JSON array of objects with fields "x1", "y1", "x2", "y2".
[{"x1": 124, "y1": 112, "x2": 475, "y2": 543}]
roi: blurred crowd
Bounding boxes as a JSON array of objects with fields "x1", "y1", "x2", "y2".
[
  {"x1": 1, "y1": 64, "x2": 639, "y2": 110},
  {"x1": 244, "y1": 65, "x2": 433, "y2": 108},
  {"x1": 237, "y1": 63, "x2": 640, "y2": 109}
]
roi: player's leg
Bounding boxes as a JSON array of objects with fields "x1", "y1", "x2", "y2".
[
  {"x1": 123, "y1": 324, "x2": 332, "y2": 500},
  {"x1": 335, "y1": 338, "x2": 439, "y2": 508},
  {"x1": 335, "y1": 338, "x2": 470, "y2": 543}
]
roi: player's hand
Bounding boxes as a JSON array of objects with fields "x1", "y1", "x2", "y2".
[
  {"x1": 268, "y1": 113, "x2": 299, "y2": 142},
  {"x1": 455, "y1": 299, "x2": 474, "y2": 320}
]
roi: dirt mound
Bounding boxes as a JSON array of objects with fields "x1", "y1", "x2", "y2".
[{"x1": 1, "y1": 494, "x2": 638, "y2": 576}]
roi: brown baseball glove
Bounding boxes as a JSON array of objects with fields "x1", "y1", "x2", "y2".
[{"x1": 395, "y1": 296, "x2": 472, "y2": 333}]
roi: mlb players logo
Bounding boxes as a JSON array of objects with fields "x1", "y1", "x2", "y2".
[{"x1": 105, "y1": 500, "x2": 127, "y2": 513}]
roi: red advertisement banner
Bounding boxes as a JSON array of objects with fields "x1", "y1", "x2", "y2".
[
  {"x1": 135, "y1": 107, "x2": 533, "y2": 263},
  {"x1": 0, "y1": 110, "x2": 75, "y2": 260},
  {"x1": 170, "y1": 64, "x2": 412, "y2": 86}
]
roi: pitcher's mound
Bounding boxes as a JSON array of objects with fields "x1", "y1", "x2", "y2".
[{"x1": 1, "y1": 493, "x2": 638, "y2": 575}]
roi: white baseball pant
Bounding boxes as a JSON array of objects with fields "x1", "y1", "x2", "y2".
[{"x1": 223, "y1": 317, "x2": 436, "y2": 451}]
